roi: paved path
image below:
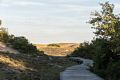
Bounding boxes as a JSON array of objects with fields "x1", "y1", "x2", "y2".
[{"x1": 60, "y1": 57, "x2": 103, "y2": 80}]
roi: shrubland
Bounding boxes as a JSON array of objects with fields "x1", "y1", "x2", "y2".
[{"x1": 0, "y1": 52, "x2": 76, "y2": 80}]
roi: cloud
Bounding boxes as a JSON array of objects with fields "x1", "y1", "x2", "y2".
[
  {"x1": 114, "y1": 3, "x2": 120, "y2": 9},
  {"x1": 0, "y1": 3, "x2": 9, "y2": 7},
  {"x1": 13, "y1": 1, "x2": 45, "y2": 6},
  {"x1": 0, "y1": 0, "x2": 103, "y2": 43},
  {"x1": 0, "y1": 0, "x2": 46, "y2": 7},
  {"x1": 0, "y1": 0, "x2": 99, "y2": 8}
]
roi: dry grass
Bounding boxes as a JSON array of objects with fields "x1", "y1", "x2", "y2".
[
  {"x1": 0, "y1": 52, "x2": 77, "y2": 80},
  {"x1": 0, "y1": 55, "x2": 34, "y2": 71},
  {"x1": 36, "y1": 43, "x2": 79, "y2": 56},
  {"x1": 0, "y1": 55, "x2": 26, "y2": 70}
]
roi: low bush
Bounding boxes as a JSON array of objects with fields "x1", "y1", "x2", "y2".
[
  {"x1": 47, "y1": 44, "x2": 60, "y2": 47},
  {"x1": 70, "y1": 42, "x2": 94, "y2": 59},
  {"x1": 8, "y1": 35, "x2": 44, "y2": 55}
]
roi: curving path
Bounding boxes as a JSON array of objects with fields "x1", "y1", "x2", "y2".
[{"x1": 60, "y1": 57, "x2": 103, "y2": 80}]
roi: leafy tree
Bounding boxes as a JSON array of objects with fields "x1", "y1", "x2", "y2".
[
  {"x1": 71, "y1": 2, "x2": 120, "y2": 80},
  {"x1": 89, "y1": 2, "x2": 120, "y2": 80},
  {"x1": 89, "y1": 2, "x2": 120, "y2": 39},
  {"x1": 89, "y1": 2, "x2": 120, "y2": 60}
]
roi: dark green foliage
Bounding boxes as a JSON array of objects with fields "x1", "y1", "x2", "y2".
[
  {"x1": 70, "y1": 42, "x2": 94, "y2": 59},
  {"x1": 106, "y1": 61, "x2": 120, "y2": 80},
  {"x1": 91, "y1": 38, "x2": 112, "y2": 78},
  {"x1": 8, "y1": 35, "x2": 43, "y2": 55}
]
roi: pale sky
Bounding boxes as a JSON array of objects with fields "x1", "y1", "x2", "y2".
[{"x1": 0, "y1": 0, "x2": 119, "y2": 43}]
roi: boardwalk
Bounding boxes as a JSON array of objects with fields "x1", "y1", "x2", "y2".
[{"x1": 60, "y1": 58, "x2": 103, "y2": 80}]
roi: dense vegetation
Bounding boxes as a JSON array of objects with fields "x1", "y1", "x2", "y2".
[
  {"x1": 70, "y1": 2, "x2": 120, "y2": 80},
  {"x1": 70, "y1": 42, "x2": 94, "y2": 59}
]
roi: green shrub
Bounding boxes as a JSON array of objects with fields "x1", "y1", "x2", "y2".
[
  {"x1": 70, "y1": 42, "x2": 94, "y2": 59},
  {"x1": 8, "y1": 35, "x2": 44, "y2": 55},
  {"x1": 47, "y1": 44, "x2": 60, "y2": 47},
  {"x1": 106, "y1": 61, "x2": 120, "y2": 80}
]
